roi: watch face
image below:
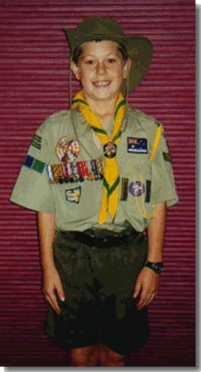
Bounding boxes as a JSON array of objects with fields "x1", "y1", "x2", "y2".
[
  {"x1": 145, "y1": 261, "x2": 164, "y2": 274},
  {"x1": 155, "y1": 263, "x2": 164, "y2": 273}
]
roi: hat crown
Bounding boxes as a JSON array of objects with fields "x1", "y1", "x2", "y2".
[{"x1": 75, "y1": 16, "x2": 125, "y2": 37}]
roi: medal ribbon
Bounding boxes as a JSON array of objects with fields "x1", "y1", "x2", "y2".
[{"x1": 72, "y1": 90, "x2": 127, "y2": 225}]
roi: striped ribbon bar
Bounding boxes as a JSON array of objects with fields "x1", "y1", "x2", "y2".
[{"x1": 46, "y1": 159, "x2": 103, "y2": 184}]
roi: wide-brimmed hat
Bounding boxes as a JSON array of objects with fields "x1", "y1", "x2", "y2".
[{"x1": 62, "y1": 16, "x2": 152, "y2": 94}]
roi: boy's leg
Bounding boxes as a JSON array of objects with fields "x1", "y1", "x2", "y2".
[
  {"x1": 70, "y1": 343, "x2": 125, "y2": 366},
  {"x1": 70, "y1": 344, "x2": 99, "y2": 366},
  {"x1": 96, "y1": 234, "x2": 149, "y2": 361},
  {"x1": 99, "y1": 343, "x2": 125, "y2": 366}
]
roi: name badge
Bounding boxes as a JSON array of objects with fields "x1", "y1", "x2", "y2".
[{"x1": 127, "y1": 137, "x2": 147, "y2": 154}]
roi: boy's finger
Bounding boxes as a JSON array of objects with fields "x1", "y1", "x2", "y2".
[
  {"x1": 56, "y1": 284, "x2": 66, "y2": 302},
  {"x1": 133, "y1": 281, "x2": 142, "y2": 298},
  {"x1": 138, "y1": 289, "x2": 154, "y2": 309},
  {"x1": 136, "y1": 289, "x2": 148, "y2": 309},
  {"x1": 52, "y1": 293, "x2": 62, "y2": 314},
  {"x1": 48, "y1": 293, "x2": 61, "y2": 315}
]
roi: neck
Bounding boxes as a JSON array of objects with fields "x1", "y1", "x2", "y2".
[{"x1": 84, "y1": 95, "x2": 117, "y2": 128}]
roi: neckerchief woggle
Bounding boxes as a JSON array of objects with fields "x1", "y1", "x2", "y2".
[{"x1": 71, "y1": 90, "x2": 127, "y2": 225}]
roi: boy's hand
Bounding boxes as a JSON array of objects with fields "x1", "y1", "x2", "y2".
[
  {"x1": 133, "y1": 267, "x2": 160, "y2": 310},
  {"x1": 42, "y1": 266, "x2": 65, "y2": 315}
]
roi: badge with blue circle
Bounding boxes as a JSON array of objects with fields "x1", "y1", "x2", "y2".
[{"x1": 129, "y1": 181, "x2": 145, "y2": 197}]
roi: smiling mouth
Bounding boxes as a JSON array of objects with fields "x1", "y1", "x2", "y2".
[{"x1": 93, "y1": 80, "x2": 111, "y2": 87}]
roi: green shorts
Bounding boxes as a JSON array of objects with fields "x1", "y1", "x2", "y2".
[{"x1": 44, "y1": 228, "x2": 150, "y2": 356}]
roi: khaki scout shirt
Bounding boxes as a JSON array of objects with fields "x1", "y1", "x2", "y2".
[{"x1": 10, "y1": 107, "x2": 178, "y2": 232}]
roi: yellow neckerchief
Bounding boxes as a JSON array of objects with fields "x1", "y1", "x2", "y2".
[{"x1": 71, "y1": 90, "x2": 127, "y2": 225}]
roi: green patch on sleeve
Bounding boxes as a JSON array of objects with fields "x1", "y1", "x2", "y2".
[{"x1": 32, "y1": 159, "x2": 45, "y2": 173}]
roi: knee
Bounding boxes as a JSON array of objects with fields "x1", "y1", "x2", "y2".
[
  {"x1": 70, "y1": 353, "x2": 87, "y2": 366},
  {"x1": 100, "y1": 344, "x2": 125, "y2": 366},
  {"x1": 70, "y1": 345, "x2": 99, "y2": 366}
]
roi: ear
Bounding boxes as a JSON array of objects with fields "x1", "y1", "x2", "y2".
[
  {"x1": 70, "y1": 61, "x2": 81, "y2": 81},
  {"x1": 123, "y1": 58, "x2": 132, "y2": 79}
]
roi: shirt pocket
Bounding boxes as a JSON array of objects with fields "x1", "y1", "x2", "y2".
[{"x1": 118, "y1": 153, "x2": 154, "y2": 221}]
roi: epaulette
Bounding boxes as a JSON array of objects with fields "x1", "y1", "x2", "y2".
[
  {"x1": 133, "y1": 109, "x2": 164, "y2": 162},
  {"x1": 148, "y1": 122, "x2": 163, "y2": 162}
]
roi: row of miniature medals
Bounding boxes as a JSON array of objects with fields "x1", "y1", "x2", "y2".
[
  {"x1": 46, "y1": 141, "x2": 117, "y2": 184},
  {"x1": 46, "y1": 158, "x2": 105, "y2": 184}
]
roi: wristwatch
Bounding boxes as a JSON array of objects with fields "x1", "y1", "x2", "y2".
[{"x1": 144, "y1": 261, "x2": 165, "y2": 274}]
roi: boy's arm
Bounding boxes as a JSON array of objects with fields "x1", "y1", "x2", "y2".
[
  {"x1": 147, "y1": 202, "x2": 166, "y2": 262},
  {"x1": 37, "y1": 212, "x2": 65, "y2": 314},
  {"x1": 133, "y1": 202, "x2": 166, "y2": 309}
]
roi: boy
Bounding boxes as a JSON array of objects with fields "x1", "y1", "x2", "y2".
[{"x1": 10, "y1": 16, "x2": 178, "y2": 366}]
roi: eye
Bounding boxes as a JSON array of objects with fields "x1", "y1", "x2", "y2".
[
  {"x1": 107, "y1": 58, "x2": 116, "y2": 63},
  {"x1": 85, "y1": 60, "x2": 95, "y2": 65}
]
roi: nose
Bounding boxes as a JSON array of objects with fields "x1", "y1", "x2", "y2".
[{"x1": 96, "y1": 61, "x2": 106, "y2": 74}]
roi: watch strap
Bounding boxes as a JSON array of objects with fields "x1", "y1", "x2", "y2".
[{"x1": 144, "y1": 261, "x2": 165, "y2": 274}]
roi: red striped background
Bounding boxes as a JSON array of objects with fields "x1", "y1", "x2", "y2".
[{"x1": 0, "y1": 0, "x2": 195, "y2": 367}]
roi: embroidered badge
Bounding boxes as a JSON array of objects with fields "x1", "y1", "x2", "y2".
[
  {"x1": 120, "y1": 178, "x2": 128, "y2": 201},
  {"x1": 163, "y1": 152, "x2": 171, "y2": 163},
  {"x1": 23, "y1": 154, "x2": 35, "y2": 169},
  {"x1": 55, "y1": 137, "x2": 80, "y2": 162},
  {"x1": 31, "y1": 134, "x2": 42, "y2": 150},
  {"x1": 23, "y1": 155, "x2": 45, "y2": 173},
  {"x1": 145, "y1": 180, "x2": 151, "y2": 203},
  {"x1": 129, "y1": 181, "x2": 146, "y2": 197},
  {"x1": 127, "y1": 138, "x2": 147, "y2": 153},
  {"x1": 65, "y1": 186, "x2": 81, "y2": 204}
]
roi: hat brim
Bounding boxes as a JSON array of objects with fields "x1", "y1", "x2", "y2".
[{"x1": 62, "y1": 28, "x2": 153, "y2": 94}]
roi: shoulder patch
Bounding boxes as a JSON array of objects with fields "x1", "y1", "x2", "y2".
[
  {"x1": 163, "y1": 152, "x2": 172, "y2": 163},
  {"x1": 31, "y1": 134, "x2": 42, "y2": 150}
]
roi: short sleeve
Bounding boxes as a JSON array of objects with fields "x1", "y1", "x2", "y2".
[
  {"x1": 10, "y1": 124, "x2": 55, "y2": 214},
  {"x1": 151, "y1": 133, "x2": 179, "y2": 207}
]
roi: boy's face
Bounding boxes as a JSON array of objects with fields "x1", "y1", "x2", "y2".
[{"x1": 71, "y1": 41, "x2": 131, "y2": 104}]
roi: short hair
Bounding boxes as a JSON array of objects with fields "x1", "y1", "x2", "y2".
[{"x1": 72, "y1": 40, "x2": 129, "y2": 65}]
